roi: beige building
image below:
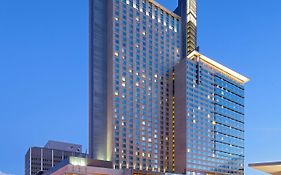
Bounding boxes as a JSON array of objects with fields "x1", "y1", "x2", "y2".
[{"x1": 249, "y1": 162, "x2": 281, "y2": 175}]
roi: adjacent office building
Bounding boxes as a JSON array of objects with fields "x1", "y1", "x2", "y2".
[
  {"x1": 89, "y1": 0, "x2": 249, "y2": 174},
  {"x1": 25, "y1": 140, "x2": 87, "y2": 175}
]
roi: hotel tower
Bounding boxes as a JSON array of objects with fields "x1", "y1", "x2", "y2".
[{"x1": 89, "y1": 0, "x2": 249, "y2": 174}]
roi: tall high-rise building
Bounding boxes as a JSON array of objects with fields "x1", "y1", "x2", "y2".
[
  {"x1": 89, "y1": 0, "x2": 249, "y2": 174},
  {"x1": 89, "y1": 0, "x2": 181, "y2": 172}
]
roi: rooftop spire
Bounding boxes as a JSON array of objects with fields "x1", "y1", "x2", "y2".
[{"x1": 176, "y1": 0, "x2": 197, "y2": 58}]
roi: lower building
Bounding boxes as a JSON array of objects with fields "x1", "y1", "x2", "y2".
[
  {"x1": 42, "y1": 157, "x2": 121, "y2": 175},
  {"x1": 174, "y1": 51, "x2": 248, "y2": 175},
  {"x1": 249, "y1": 161, "x2": 281, "y2": 175},
  {"x1": 25, "y1": 141, "x2": 87, "y2": 175},
  {"x1": 42, "y1": 157, "x2": 181, "y2": 175}
]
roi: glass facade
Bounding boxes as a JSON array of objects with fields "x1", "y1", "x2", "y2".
[
  {"x1": 90, "y1": 0, "x2": 248, "y2": 175},
  {"x1": 175, "y1": 56, "x2": 245, "y2": 175},
  {"x1": 112, "y1": 0, "x2": 180, "y2": 172}
]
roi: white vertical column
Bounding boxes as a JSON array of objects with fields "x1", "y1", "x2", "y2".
[
  {"x1": 29, "y1": 148, "x2": 32, "y2": 175},
  {"x1": 187, "y1": 0, "x2": 197, "y2": 26},
  {"x1": 52, "y1": 149, "x2": 54, "y2": 167},
  {"x1": 40, "y1": 148, "x2": 43, "y2": 171}
]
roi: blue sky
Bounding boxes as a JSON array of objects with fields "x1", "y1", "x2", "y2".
[{"x1": 0, "y1": 0, "x2": 281, "y2": 174}]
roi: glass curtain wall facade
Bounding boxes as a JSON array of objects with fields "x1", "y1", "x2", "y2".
[
  {"x1": 90, "y1": 0, "x2": 248, "y2": 175},
  {"x1": 90, "y1": 0, "x2": 182, "y2": 172},
  {"x1": 111, "y1": 0, "x2": 181, "y2": 172},
  {"x1": 175, "y1": 52, "x2": 247, "y2": 175}
]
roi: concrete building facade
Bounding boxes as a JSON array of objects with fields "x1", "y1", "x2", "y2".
[{"x1": 25, "y1": 141, "x2": 87, "y2": 175}]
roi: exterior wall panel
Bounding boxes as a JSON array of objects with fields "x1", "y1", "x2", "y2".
[
  {"x1": 174, "y1": 60, "x2": 187, "y2": 174},
  {"x1": 25, "y1": 147, "x2": 87, "y2": 175},
  {"x1": 89, "y1": 0, "x2": 111, "y2": 160}
]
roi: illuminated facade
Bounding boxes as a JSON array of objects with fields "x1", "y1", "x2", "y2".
[
  {"x1": 89, "y1": 0, "x2": 182, "y2": 172},
  {"x1": 109, "y1": 0, "x2": 181, "y2": 172},
  {"x1": 174, "y1": 0, "x2": 197, "y2": 56},
  {"x1": 174, "y1": 51, "x2": 248, "y2": 175},
  {"x1": 89, "y1": 0, "x2": 249, "y2": 174}
]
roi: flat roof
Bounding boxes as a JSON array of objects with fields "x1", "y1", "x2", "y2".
[
  {"x1": 249, "y1": 162, "x2": 281, "y2": 174},
  {"x1": 148, "y1": 0, "x2": 181, "y2": 19},
  {"x1": 188, "y1": 51, "x2": 250, "y2": 84},
  {"x1": 43, "y1": 157, "x2": 113, "y2": 175}
]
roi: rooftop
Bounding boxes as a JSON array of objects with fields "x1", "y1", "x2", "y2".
[
  {"x1": 43, "y1": 157, "x2": 113, "y2": 175},
  {"x1": 249, "y1": 161, "x2": 281, "y2": 174},
  {"x1": 187, "y1": 51, "x2": 250, "y2": 84},
  {"x1": 142, "y1": 0, "x2": 180, "y2": 19}
]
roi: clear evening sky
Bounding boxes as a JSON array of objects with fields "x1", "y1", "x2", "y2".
[{"x1": 0, "y1": 0, "x2": 281, "y2": 174}]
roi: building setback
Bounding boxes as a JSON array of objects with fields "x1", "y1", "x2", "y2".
[
  {"x1": 25, "y1": 141, "x2": 87, "y2": 175},
  {"x1": 89, "y1": 0, "x2": 249, "y2": 174}
]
